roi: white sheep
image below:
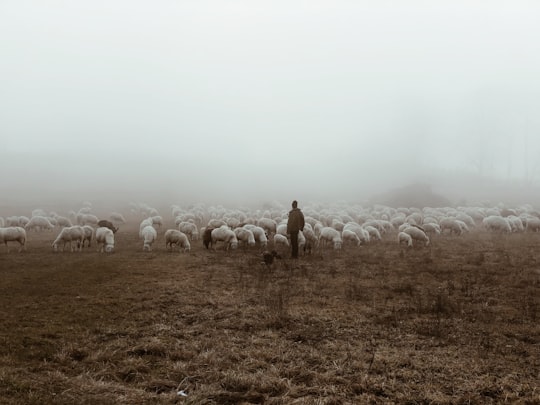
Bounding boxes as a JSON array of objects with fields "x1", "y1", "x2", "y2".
[
  {"x1": 141, "y1": 225, "x2": 157, "y2": 251},
  {"x1": 234, "y1": 227, "x2": 256, "y2": 247},
  {"x1": 403, "y1": 226, "x2": 430, "y2": 246},
  {"x1": 257, "y1": 217, "x2": 277, "y2": 234},
  {"x1": 139, "y1": 218, "x2": 154, "y2": 237},
  {"x1": 319, "y1": 226, "x2": 342, "y2": 249},
  {"x1": 525, "y1": 216, "x2": 540, "y2": 232},
  {"x1": 482, "y1": 215, "x2": 511, "y2": 233},
  {"x1": 55, "y1": 216, "x2": 73, "y2": 227},
  {"x1": 343, "y1": 222, "x2": 370, "y2": 244},
  {"x1": 52, "y1": 226, "x2": 85, "y2": 252},
  {"x1": 178, "y1": 221, "x2": 200, "y2": 241},
  {"x1": 110, "y1": 212, "x2": 126, "y2": 224},
  {"x1": 81, "y1": 225, "x2": 94, "y2": 247},
  {"x1": 211, "y1": 226, "x2": 238, "y2": 250},
  {"x1": 80, "y1": 214, "x2": 99, "y2": 226},
  {"x1": 342, "y1": 229, "x2": 361, "y2": 247},
  {"x1": 25, "y1": 216, "x2": 54, "y2": 232},
  {"x1": 363, "y1": 225, "x2": 382, "y2": 241},
  {"x1": 398, "y1": 231, "x2": 413, "y2": 247},
  {"x1": 422, "y1": 222, "x2": 441, "y2": 236},
  {"x1": 244, "y1": 225, "x2": 268, "y2": 248},
  {"x1": 273, "y1": 233, "x2": 290, "y2": 248},
  {"x1": 151, "y1": 215, "x2": 164, "y2": 228},
  {"x1": 0, "y1": 227, "x2": 27, "y2": 252},
  {"x1": 96, "y1": 227, "x2": 115, "y2": 253},
  {"x1": 164, "y1": 229, "x2": 191, "y2": 252}
]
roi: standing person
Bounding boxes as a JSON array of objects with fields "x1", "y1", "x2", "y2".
[{"x1": 287, "y1": 200, "x2": 305, "y2": 259}]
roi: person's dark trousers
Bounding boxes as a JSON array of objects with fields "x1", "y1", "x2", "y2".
[{"x1": 290, "y1": 231, "x2": 299, "y2": 258}]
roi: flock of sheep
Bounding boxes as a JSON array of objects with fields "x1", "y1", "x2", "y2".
[{"x1": 1, "y1": 200, "x2": 540, "y2": 256}]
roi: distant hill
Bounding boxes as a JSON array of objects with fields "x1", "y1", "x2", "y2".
[{"x1": 368, "y1": 183, "x2": 452, "y2": 208}]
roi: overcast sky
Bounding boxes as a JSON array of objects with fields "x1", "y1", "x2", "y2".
[{"x1": 2, "y1": 1, "x2": 540, "y2": 205}]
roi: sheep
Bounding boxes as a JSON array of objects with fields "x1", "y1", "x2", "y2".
[
  {"x1": 439, "y1": 218, "x2": 464, "y2": 235},
  {"x1": 151, "y1": 215, "x2": 163, "y2": 228},
  {"x1": 202, "y1": 227, "x2": 214, "y2": 249},
  {"x1": 52, "y1": 226, "x2": 85, "y2": 252},
  {"x1": 109, "y1": 212, "x2": 126, "y2": 224},
  {"x1": 141, "y1": 225, "x2": 157, "y2": 251},
  {"x1": 525, "y1": 216, "x2": 540, "y2": 232},
  {"x1": 302, "y1": 226, "x2": 319, "y2": 252},
  {"x1": 80, "y1": 214, "x2": 99, "y2": 226},
  {"x1": 422, "y1": 222, "x2": 441, "y2": 236},
  {"x1": 6, "y1": 216, "x2": 23, "y2": 227},
  {"x1": 403, "y1": 226, "x2": 430, "y2": 246},
  {"x1": 244, "y1": 225, "x2": 268, "y2": 248},
  {"x1": 257, "y1": 217, "x2": 277, "y2": 235},
  {"x1": 164, "y1": 229, "x2": 191, "y2": 252},
  {"x1": 81, "y1": 225, "x2": 94, "y2": 247},
  {"x1": 342, "y1": 229, "x2": 361, "y2": 247},
  {"x1": 0, "y1": 227, "x2": 27, "y2": 252},
  {"x1": 139, "y1": 218, "x2": 154, "y2": 237},
  {"x1": 363, "y1": 225, "x2": 382, "y2": 242},
  {"x1": 398, "y1": 231, "x2": 413, "y2": 247},
  {"x1": 234, "y1": 227, "x2": 256, "y2": 247},
  {"x1": 25, "y1": 216, "x2": 54, "y2": 232},
  {"x1": 95, "y1": 227, "x2": 115, "y2": 253},
  {"x1": 178, "y1": 221, "x2": 199, "y2": 241},
  {"x1": 98, "y1": 220, "x2": 119, "y2": 233},
  {"x1": 55, "y1": 216, "x2": 73, "y2": 227},
  {"x1": 483, "y1": 215, "x2": 512, "y2": 233},
  {"x1": 319, "y1": 226, "x2": 342, "y2": 249},
  {"x1": 211, "y1": 226, "x2": 238, "y2": 251},
  {"x1": 343, "y1": 222, "x2": 370, "y2": 244},
  {"x1": 207, "y1": 219, "x2": 227, "y2": 228},
  {"x1": 273, "y1": 233, "x2": 290, "y2": 248}
]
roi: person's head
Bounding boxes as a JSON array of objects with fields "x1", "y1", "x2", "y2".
[{"x1": 292, "y1": 200, "x2": 298, "y2": 208}]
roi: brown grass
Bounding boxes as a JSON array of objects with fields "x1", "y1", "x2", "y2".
[{"x1": 0, "y1": 225, "x2": 539, "y2": 404}]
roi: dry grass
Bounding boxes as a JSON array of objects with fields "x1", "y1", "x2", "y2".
[{"x1": 0, "y1": 225, "x2": 539, "y2": 404}]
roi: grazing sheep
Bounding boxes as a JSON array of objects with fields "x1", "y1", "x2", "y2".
[
  {"x1": 81, "y1": 225, "x2": 94, "y2": 247},
  {"x1": 96, "y1": 227, "x2": 115, "y2": 253},
  {"x1": 52, "y1": 226, "x2": 85, "y2": 252},
  {"x1": 234, "y1": 227, "x2": 256, "y2": 247},
  {"x1": 139, "y1": 218, "x2": 154, "y2": 237},
  {"x1": 319, "y1": 227, "x2": 342, "y2": 249},
  {"x1": 109, "y1": 212, "x2": 126, "y2": 224},
  {"x1": 164, "y1": 229, "x2": 191, "y2": 252},
  {"x1": 525, "y1": 216, "x2": 540, "y2": 232},
  {"x1": 141, "y1": 225, "x2": 157, "y2": 251},
  {"x1": 482, "y1": 215, "x2": 512, "y2": 233},
  {"x1": 202, "y1": 227, "x2": 214, "y2": 249},
  {"x1": 422, "y1": 223, "x2": 441, "y2": 236},
  {"x1": 211, "y1": 226, "x2": 238, "y2": 251},
  {"x1": 398, "y1": 231, "x2": 413, "y2": 247},
  {"x1": 25, "y1": 216, "x2": 54, "y2": 232},
  {"x1": 80, "y1": 214, "x2": 99, "y2": 226},
  {"x1": 55, "y1": 216, "x2": 73, "y2": 227},
  {"x1": 244, "y1": 225, "x2": 268, "y2": 248},
  {"x1": 151, "y1": 216, "x2": 164, "y2": 228},
  {"x1": 403, "y1": 226, "x2": 430, "y2": 246},
  {"x1": 363, "y1": 225, "x2": 382, "y2": 241},
  {"x1": 178, "y1": 221, "x2": 199, "y2": 241},
  {"x1": 0, "y1": 227, "x2": 27, "y2": 252},
  {"x1": 273, "y1": 233, "x2": 290, "y2": 248},
  {"x1": 207, "y1": 219, "x2": 227, "y2": 228},
  {"x1": 98, "y1": 220, "x2": 118, "y2": 233},
  {"x1": 342, "y1": 229, "x2": 361, "y2": 247},
  {"x1": 439, "y1": 218, "x2": 464, "y2": 235},
  {"x1": 257, "y1": 218, "x2": 277, "y2": 234}
]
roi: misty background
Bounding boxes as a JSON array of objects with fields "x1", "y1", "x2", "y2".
[{"x1": 2, "y1": 1, "x2": 540, "y2": 208}]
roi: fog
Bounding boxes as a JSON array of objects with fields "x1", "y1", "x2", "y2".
[{"x1": 2, "y1": 1, "x2": 540, "y2": 209}]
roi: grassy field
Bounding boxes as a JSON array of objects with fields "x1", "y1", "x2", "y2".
[{"x1": 0, "y1": 224, "x2": 539, "y2": 404}]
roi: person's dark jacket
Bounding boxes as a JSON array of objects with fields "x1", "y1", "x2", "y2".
[{"x1": 287, "y1": 208, "x2": 305, "y2": 233}]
